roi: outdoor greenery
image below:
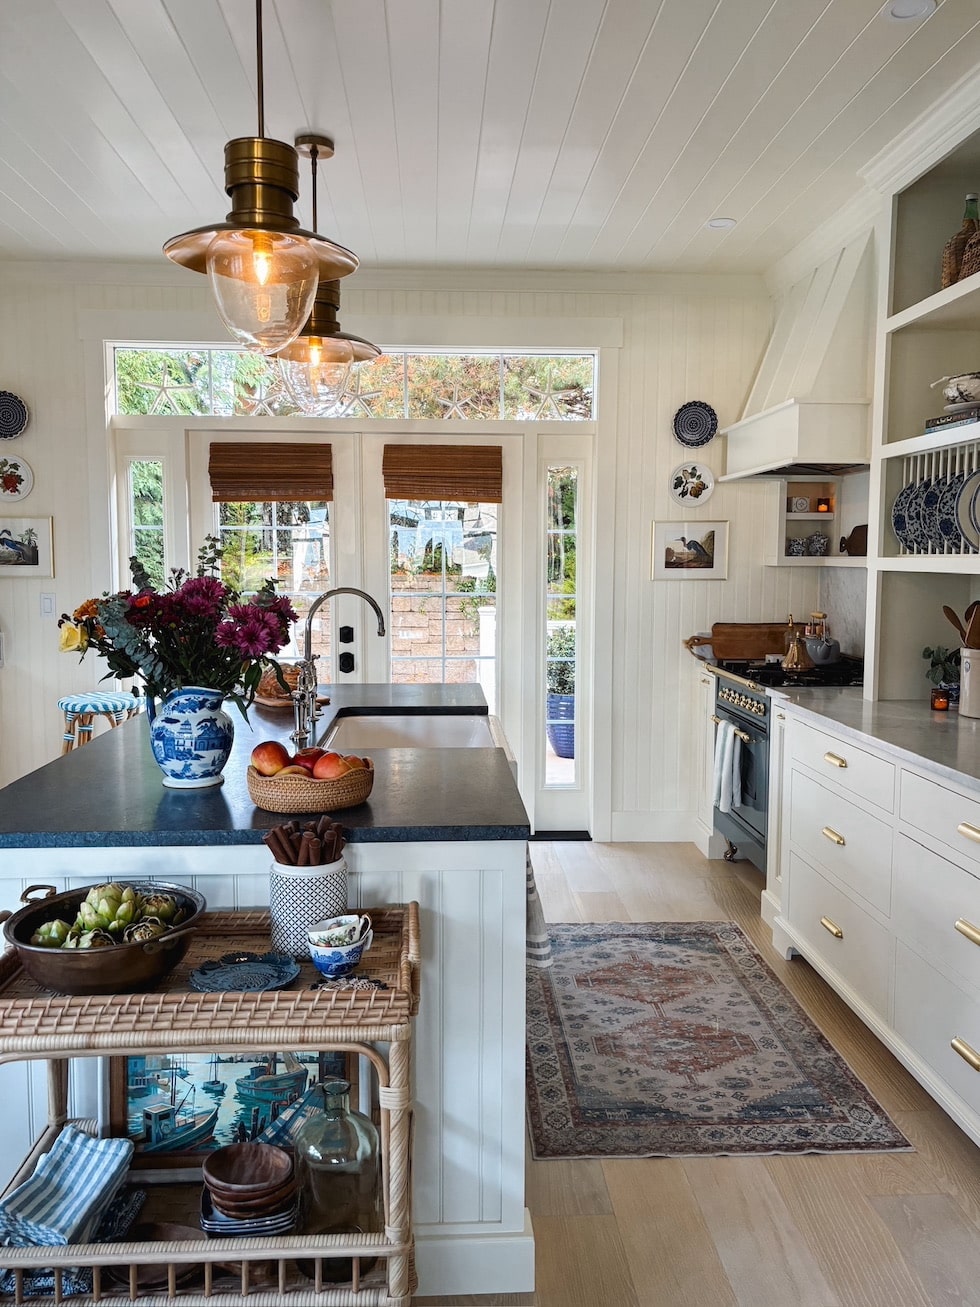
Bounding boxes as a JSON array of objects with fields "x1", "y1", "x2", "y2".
[{"x1": 547, "y1": 624, "x2": 576, "y2": 695}]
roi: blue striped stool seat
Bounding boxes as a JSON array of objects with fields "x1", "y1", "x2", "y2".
[{"x1": 58, "y1": 692, "x2": 140, "y2": 753}]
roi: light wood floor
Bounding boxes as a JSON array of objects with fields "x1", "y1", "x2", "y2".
[{"x1": 417, "y1": 840, "x2": 980, "y2": 1307}]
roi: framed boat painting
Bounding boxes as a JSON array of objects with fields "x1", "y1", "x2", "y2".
[
  {"x1": 651, "y1": 520, "x2": 728, "y2": 580},
  {"x1": 107, "y1": 1050, "x2": 350, "y2": 1175},
  {"x1": 0, "y1": 516, "x2": 52, "y2": 577}
]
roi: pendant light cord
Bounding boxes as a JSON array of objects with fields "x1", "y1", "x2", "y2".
[
  {"x1": 310, "y1": 143, "x2": 319, "y2": 233},
  {"x1": 255, "y1": 0, "x2": 265, "y2": 138}
]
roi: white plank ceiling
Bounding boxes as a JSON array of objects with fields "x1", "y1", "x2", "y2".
[{"x1": 0, "y1": 0, "x2": 978, "y2": 274}]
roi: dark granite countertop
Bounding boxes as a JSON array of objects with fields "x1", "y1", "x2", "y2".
[{"x1": 0, "y1": 684, "x2": 530, "y2": 847}]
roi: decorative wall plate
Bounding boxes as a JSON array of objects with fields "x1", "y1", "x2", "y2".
[
  {"x1": 672, "y1": 401, "x2": 718, "y2": 448},
  {"x1": 669, "y1": 462, "x2": 715, "y2": 505},
  {"x1": 0, "y1": 392, "x2": 29, "y2": 439},
  {"x1": 0, "y1": 454, "x2": 32, "y2": 501}
]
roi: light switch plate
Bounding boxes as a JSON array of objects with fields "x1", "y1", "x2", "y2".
[{"x1": 40, "y1": 593, "x2": 56, "y2": 620}]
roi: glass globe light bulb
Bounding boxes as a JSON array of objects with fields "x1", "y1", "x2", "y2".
[
  {"x1": 205, "y1": 229, "x2": 319, "y2": 354},
  {"x1": 279, "y1": 335, "x2": 356, "y2": 415}
]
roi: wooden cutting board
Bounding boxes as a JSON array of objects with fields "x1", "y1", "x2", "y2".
[{"x1": 710, "y1": 621, "x2": 804, "y2": 661}]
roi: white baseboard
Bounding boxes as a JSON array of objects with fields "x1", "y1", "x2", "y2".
[
  {"x1": 760, "y1": 888, "x2": 780, "y2": 928},
  {"x1": 610, "y1": 810, "x2": 698, "y2": 841},
  {"x1": 415, "y1": 1211, "x2": 535, "y2": 1296}
]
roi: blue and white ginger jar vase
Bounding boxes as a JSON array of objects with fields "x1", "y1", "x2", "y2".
[{"x1": 146, "y1": 686, "x2": 234, "y2": 789}]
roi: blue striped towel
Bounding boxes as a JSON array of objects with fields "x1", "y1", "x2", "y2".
[{"x1": 0, "y1": 1126, "x2": 134, "y2": 1247}]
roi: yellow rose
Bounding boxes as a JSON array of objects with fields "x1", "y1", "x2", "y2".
[{"x1": 59, "y1": 623, "x2": 88, "y2": 654}]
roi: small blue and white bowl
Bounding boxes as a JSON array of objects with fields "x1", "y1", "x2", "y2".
[{"x1": 307, "y1": 915, "x2": 373, "y2": 978}]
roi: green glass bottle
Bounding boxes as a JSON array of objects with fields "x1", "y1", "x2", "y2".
[{"x1": 294, "y1": 1078, "x2": 380, "y2": 1238}]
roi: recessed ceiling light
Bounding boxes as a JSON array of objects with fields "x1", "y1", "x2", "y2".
[
  {"x1": 706, "y1": 217, "x2": 737, "y2": 230},
  {"x1": 883, "y1": 0, "x2": 936, "y2": 20}
]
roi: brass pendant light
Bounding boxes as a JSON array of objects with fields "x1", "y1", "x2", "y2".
[
  {"x1": 163, "y1": 1, "x2": 357, "y2": 355},
  {"x1": 277, "y1": 135, "x2": 382, "y2": 416}
]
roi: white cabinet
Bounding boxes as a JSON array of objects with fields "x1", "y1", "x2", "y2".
[
  {"x1": 772, "y1": 704, "x2": 980, "y2": 1148},
  {"x1": 693, "y1": 666, "x2": 726, "y2": 862}
]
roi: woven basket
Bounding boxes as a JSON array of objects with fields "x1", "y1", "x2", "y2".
[
  {"x1": 246, "y1": 762, "x2": 374, "y2": 814},
  {"x1": 959, "y1": 230, "x2": 980, "y2": 283},
  {"x1": 942, "y1": 217, "x2": 980, "y2": 287}
]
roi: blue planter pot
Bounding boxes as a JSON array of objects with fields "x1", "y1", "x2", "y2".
[
  {"x1": 546, "y1": 692, "x2": 575, "y2": 759},
  {"x1": 146, "y1": 686, "x2": 234, "y2": 789}
]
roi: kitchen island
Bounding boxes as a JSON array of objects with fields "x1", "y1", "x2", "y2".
[{"x1": 0, "y1": 684, "x2": 534, "y2": 1297}]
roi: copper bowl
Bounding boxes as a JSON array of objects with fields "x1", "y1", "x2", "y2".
[
  {"x1": 0, "y1": 881, "x2": 206, "y2": 995},
  {"x1": 202, "y1": 1143, "x2": 293, "y2": 1197}
]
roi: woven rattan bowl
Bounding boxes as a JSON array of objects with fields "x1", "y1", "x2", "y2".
[{"x1": 246, "y1": 760, "x2": 374, "y2": 814}]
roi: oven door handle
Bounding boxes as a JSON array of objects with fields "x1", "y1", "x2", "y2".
[{"x1": 710, "y1": 714, "x2": 752, "y2": 744}]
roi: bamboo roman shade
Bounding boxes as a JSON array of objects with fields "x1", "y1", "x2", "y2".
[
  {"x1": 208, "y1": 443, "x2": 333, "y2": 502},
  {"x1": 382, "y1": 445, "x2": 502, "y2": 503}
]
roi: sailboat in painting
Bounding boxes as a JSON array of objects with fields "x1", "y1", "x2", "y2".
[
  {"x1": 201, "y1": 1053, "x2": 226, "y2": 1096},
  {"x1": 235, "y1": 1052, "x2": 308, "y2": 1108}
]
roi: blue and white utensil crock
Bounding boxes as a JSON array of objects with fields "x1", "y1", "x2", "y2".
[{"x1": 145, "y1": 686, "x2": 234, "y2": 788}]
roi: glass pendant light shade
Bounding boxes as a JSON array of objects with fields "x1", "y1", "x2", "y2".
[
  {"x1": 278, "y1": 276, "x2": 382, "y2": 415},
  {"x1": 205, "y1": 228, "x2": 320, "y2": 353}
]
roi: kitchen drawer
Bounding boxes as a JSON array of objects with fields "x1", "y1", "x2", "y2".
[
  {"x1": 784, "y1": 851, "x2": 891, "y2": 1016},
  {"x1": 789, "y1": 769, "x2": 893, "y2": 914},
  {"x1": 894, "y1": 940, "x2": 980, "y2": 1119},
  {"x1": 893, "y1": 831, "x2": 980, "y2": 991},
  {"x1": 901, "y1": 769, "x2": 980, "y2": 873},
  {"x1": 786, "y1": 717, "x2": 894, "y2": 813}
]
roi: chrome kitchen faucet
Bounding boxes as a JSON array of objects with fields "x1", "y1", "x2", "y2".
[{"x1": 291, "y1": 588, "x2": 386, "y2": 747}]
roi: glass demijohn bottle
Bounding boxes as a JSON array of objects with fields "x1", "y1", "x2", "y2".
[
  {"x1": 294, "y1": 1078, "x2": 380, "y2": 1238},
  {"x1": 940, "y1": 193, "x2": 980, "y2": 288}
]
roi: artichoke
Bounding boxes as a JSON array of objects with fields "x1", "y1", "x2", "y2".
[
  {"x1": 123, "y1": 917, "x2": 168, "y2": 944},
  {"x1": 75, "y1": 929, "x2": 115, "y2": 949},
  {"x1": 29, "y1": 918, "x2": 73, "y2": 948},
  {"x1": 140, "y1": 893, "x2": 180, "y2": 924}
]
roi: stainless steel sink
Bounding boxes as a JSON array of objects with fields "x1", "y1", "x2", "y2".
[{"x1": 323, "y1": 713, "x2": 495, "y2": 750}]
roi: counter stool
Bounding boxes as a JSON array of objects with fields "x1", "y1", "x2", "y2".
[{"x1": 58, "y1": 692, "x2": 139, "y2": 753}]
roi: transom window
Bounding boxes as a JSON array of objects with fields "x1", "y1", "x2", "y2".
[{"x1": 112, "y1": 348, "x2": 595, "y2": 420}]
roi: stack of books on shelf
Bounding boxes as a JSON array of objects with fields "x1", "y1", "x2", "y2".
[{"x1": 924, "y1": 406, "x2": 980, "y2": 436}]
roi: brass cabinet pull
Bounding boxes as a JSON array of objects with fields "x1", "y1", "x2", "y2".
[
  {"x1": 776, "y1": 712, "x2": 785, "y2": 720},
  {"x1": 957, "y1": 821, "x2": 980, "y2": 845},
  {"x1": 821, "y1": 826, "x2": 846, "y2": 846},
  {"x1": 951, "y1": 1037, "x2": 980, "y2": 1072},
  {"x1": 823, "y1": 751, "x2": 848, "y2": 769},
  {"x1": 955, "y1": 918, "x2": 980, "y2": 948},
  {"x1": 820, "y1": 916, "x2": 843, "y2": 939}
]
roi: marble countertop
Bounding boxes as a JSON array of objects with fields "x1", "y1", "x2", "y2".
[
  {"x1": 770, "y1": 685, "x2": 980, "y2": 795},
  {"x1": 0, "y1": 684, "x2": 531, "y2": 848}
]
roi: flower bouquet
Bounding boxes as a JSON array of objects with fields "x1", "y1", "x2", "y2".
[{"x1": 59, "y1": 537, "x2": 298, "y2": 719}]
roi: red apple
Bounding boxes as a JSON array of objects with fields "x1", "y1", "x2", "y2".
[
  {"x1": 343, "y1": 754, "x2": 366, "y2": 770},
  {"x1": 277, "y1": 764, "x2": 312, "y2": 776},
  {"x1": 250, "y1": 740, "x2": 291, "y2": 776},
  {"x1": 312, "y1": 751, "x2": 352, "y2": 780}
]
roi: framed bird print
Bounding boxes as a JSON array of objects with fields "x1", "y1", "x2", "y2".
[
  {"x1": 0, "y1": 516, "x2": 53, "y2": 577},
  {"x1": 651, "y1": 520, "x2": 728, "y2": 580}
]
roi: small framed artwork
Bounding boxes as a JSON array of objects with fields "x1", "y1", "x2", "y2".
[
  {"x1": 651, "y1": 521, "x2": 729, "y2": 580},
  {"x1": 107, "y1": 1050, "x2": 349, "y2": 1176},
  {"x1": 0, "y1": 516, "x2": 52, "y2": 577}
]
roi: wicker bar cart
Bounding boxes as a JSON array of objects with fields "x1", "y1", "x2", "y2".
[{"x1": 0, "y1": 904, "x2": 420, "y2": 1306}]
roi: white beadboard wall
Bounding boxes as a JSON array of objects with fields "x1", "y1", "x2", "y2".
[{"x1": 0, "y1": 264, "x2": 824, "y2": 839}]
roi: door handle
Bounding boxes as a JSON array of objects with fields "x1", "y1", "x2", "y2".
[
  {"x1": 951, "y1": 1037, "x2": 980, "y2": 1072},
  {"x1": 820, "y1": 916, "x2": 843, "y2": 939},
  {"x1": 957, "y1": 821, "x2": 980, "y2": 844},
  {"x1": 710, "y1": 714, "x2": 722, "y2": 725},
  {"x1": 821, "y1": 826, "x2": 846, "y2": 846},
  {"x1": 955, "y1": 918, "x2": 980, "y2": 948},
  {"x1": 823, "y1": 751, "x2": 847, "y2": 768},
  {"x1": 733, "y1": 727, "x2": 751, "y2": 744}
]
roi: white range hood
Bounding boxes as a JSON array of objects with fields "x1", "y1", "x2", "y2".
[{"x1": 720, "y1": 231, "x2": 874, "y2": 481}]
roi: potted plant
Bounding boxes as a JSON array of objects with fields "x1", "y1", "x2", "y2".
[
  {"x1": 923, "y1": 645, "x2": 961, "y2": 705},
  {"x1": 546, "y1": 624, "x2": 575, "y2": 759}
]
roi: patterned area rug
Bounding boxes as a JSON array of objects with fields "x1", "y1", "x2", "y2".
[{"x1": 526, "y1": 921, "x2": 912, "y2": 1159}]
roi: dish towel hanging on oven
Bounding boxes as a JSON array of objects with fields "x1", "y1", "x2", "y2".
[{"x1": 712, "y1": 720, "x2": 742, "y2": 814}]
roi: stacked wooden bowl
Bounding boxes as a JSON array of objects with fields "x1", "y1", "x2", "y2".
[{"x1": 202, "y1": 1143, "x2": 298, "y2": 1226}]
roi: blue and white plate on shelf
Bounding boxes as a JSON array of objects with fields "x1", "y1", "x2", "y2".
[
  {"x1": 936, "y1": 473, "x2": 966, "y2": 550},
  {"x1": 919, "y1": 477, "x2": 943, "y2": 550},
  {"x1": 957, "y1": 470, "x2": 980, "y2": 552},
  {"x1": 890, "y1": 480, "x2": 916, "y2": 550},
  {"x1": 903, "y1": 477, "x2": 933, "y2": 552}
]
